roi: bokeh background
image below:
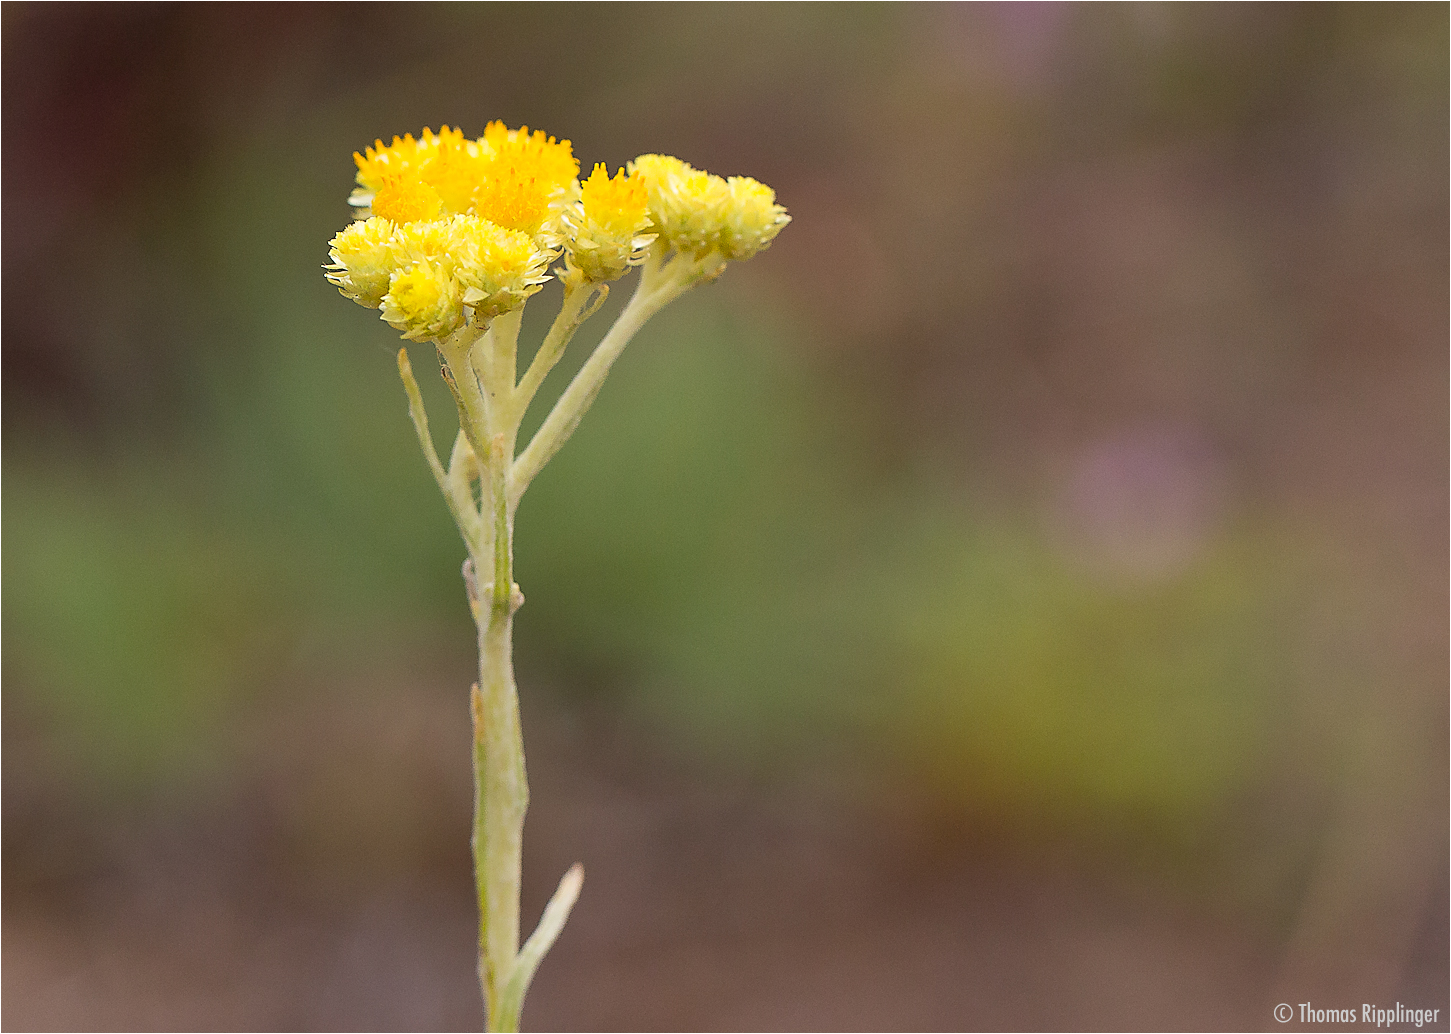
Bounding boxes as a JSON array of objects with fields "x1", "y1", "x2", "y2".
[{"x1": 4, "y1": 4, "x2": 1446, "y2": 1030}]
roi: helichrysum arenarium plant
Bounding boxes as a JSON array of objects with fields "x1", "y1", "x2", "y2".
[{"x1": 324, "y1": 123, "x2": 788, "y2": 1030}]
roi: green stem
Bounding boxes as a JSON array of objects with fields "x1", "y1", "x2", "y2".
[
  {"x1": 512, "y1": 280, "x2": 606, "y2": 425},
  {"x1": 438, "y1": 325, "x2": 491, "y2": 466},
  {"x1": 490, "y1": 437, "x2": 511, "y2": 612},
  {"x1": 474, "y1": 560, "x2": 527, "y2": 1031},
  {"x1": 477, "y1": 308, "x2": 523, "y2": 415},
  {"x1": 447, "y1": 431, "x2": 484, "y2": 535},
  {"x1": 510, "y1": 254, "x2": 714, "y2": 504},
  {"x1": 398, "y1": 348, "x2": 485, "y2": 556}
]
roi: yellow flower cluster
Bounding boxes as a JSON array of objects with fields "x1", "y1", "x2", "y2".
[
  {"x1": 629, "y1": 155, "x2": 789, "y2": 261},
  {"x1": 329, "y1": 214, "x2": 550, "y2": 340},
  {"x1": 327, "y1": 123, "x2": 789, "y2": 342}
]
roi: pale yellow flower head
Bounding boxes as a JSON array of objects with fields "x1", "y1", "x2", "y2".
[
  {"x1": 380, "y1": 259, "x2": 465, "y2": 342},
  {"x1": 719, "y1": 176, "x2": 791, "y2": 261},
  {"x1": 451, "y1": 215, "x2": 555, "y2": 320},
  {"x1": 628, "y1": 154, "x2": 732, "y2": 257},
  {"x1": 326, "y1": 216, "x2": 398, "y2": 307},
  {"x1": 565, "y1": 164, "x2": 655, "y2": 283},
  {"x1": 389, "y1": 217, "x2": 460, "y2": 265},
  {"x1": 629, "y1": 154, "x2": 693, "y2": 207}
]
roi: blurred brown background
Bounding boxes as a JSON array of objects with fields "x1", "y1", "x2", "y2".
[{"x1": 3, "y1": 4, "x2": 1446, "y2": 1031}]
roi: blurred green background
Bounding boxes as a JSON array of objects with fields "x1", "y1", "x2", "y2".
[{"x1": 4, "y1": 4, "x2": 1446, "y2": 1030}]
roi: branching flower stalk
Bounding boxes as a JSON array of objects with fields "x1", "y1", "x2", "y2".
[{"x1": 324, "y1": 123, "x2": 788, "y2": 1031}]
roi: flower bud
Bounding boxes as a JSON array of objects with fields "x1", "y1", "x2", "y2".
[
  {"x1": 325, "y1": 217, "x2": 397, "y2": 308},
  {"x1": 451, "y1": 216, "x2": 554, "y2": 320},
  {"x1": 380, "y1": 259, "x2": 465, "y2": 341},
  {"x1": 566, "y1": 164, "x2": 655, "y2": 283},
  {"x1": 719, "y1": 176, "x2": 790, "y2": 261}
]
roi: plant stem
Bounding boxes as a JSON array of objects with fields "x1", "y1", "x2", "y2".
[
  {"x1": 407, "y1": 258, "x2": 703, "y2": 1029},
  {"x1": 398, "y1": 348, "x2": 485, "y2": 557},
  {"x1": 439, "y1": 324, "x2": 491, "y2": 466},
  {"x1": 512, "y1": 280, "x2": 604, "y2": 424},
  {"x1": 510, "y1": 252, "x2": 717, "y2": 504},
  {"x1": 473, "y1": 535, "x2": 527, "y2": 1031}
]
